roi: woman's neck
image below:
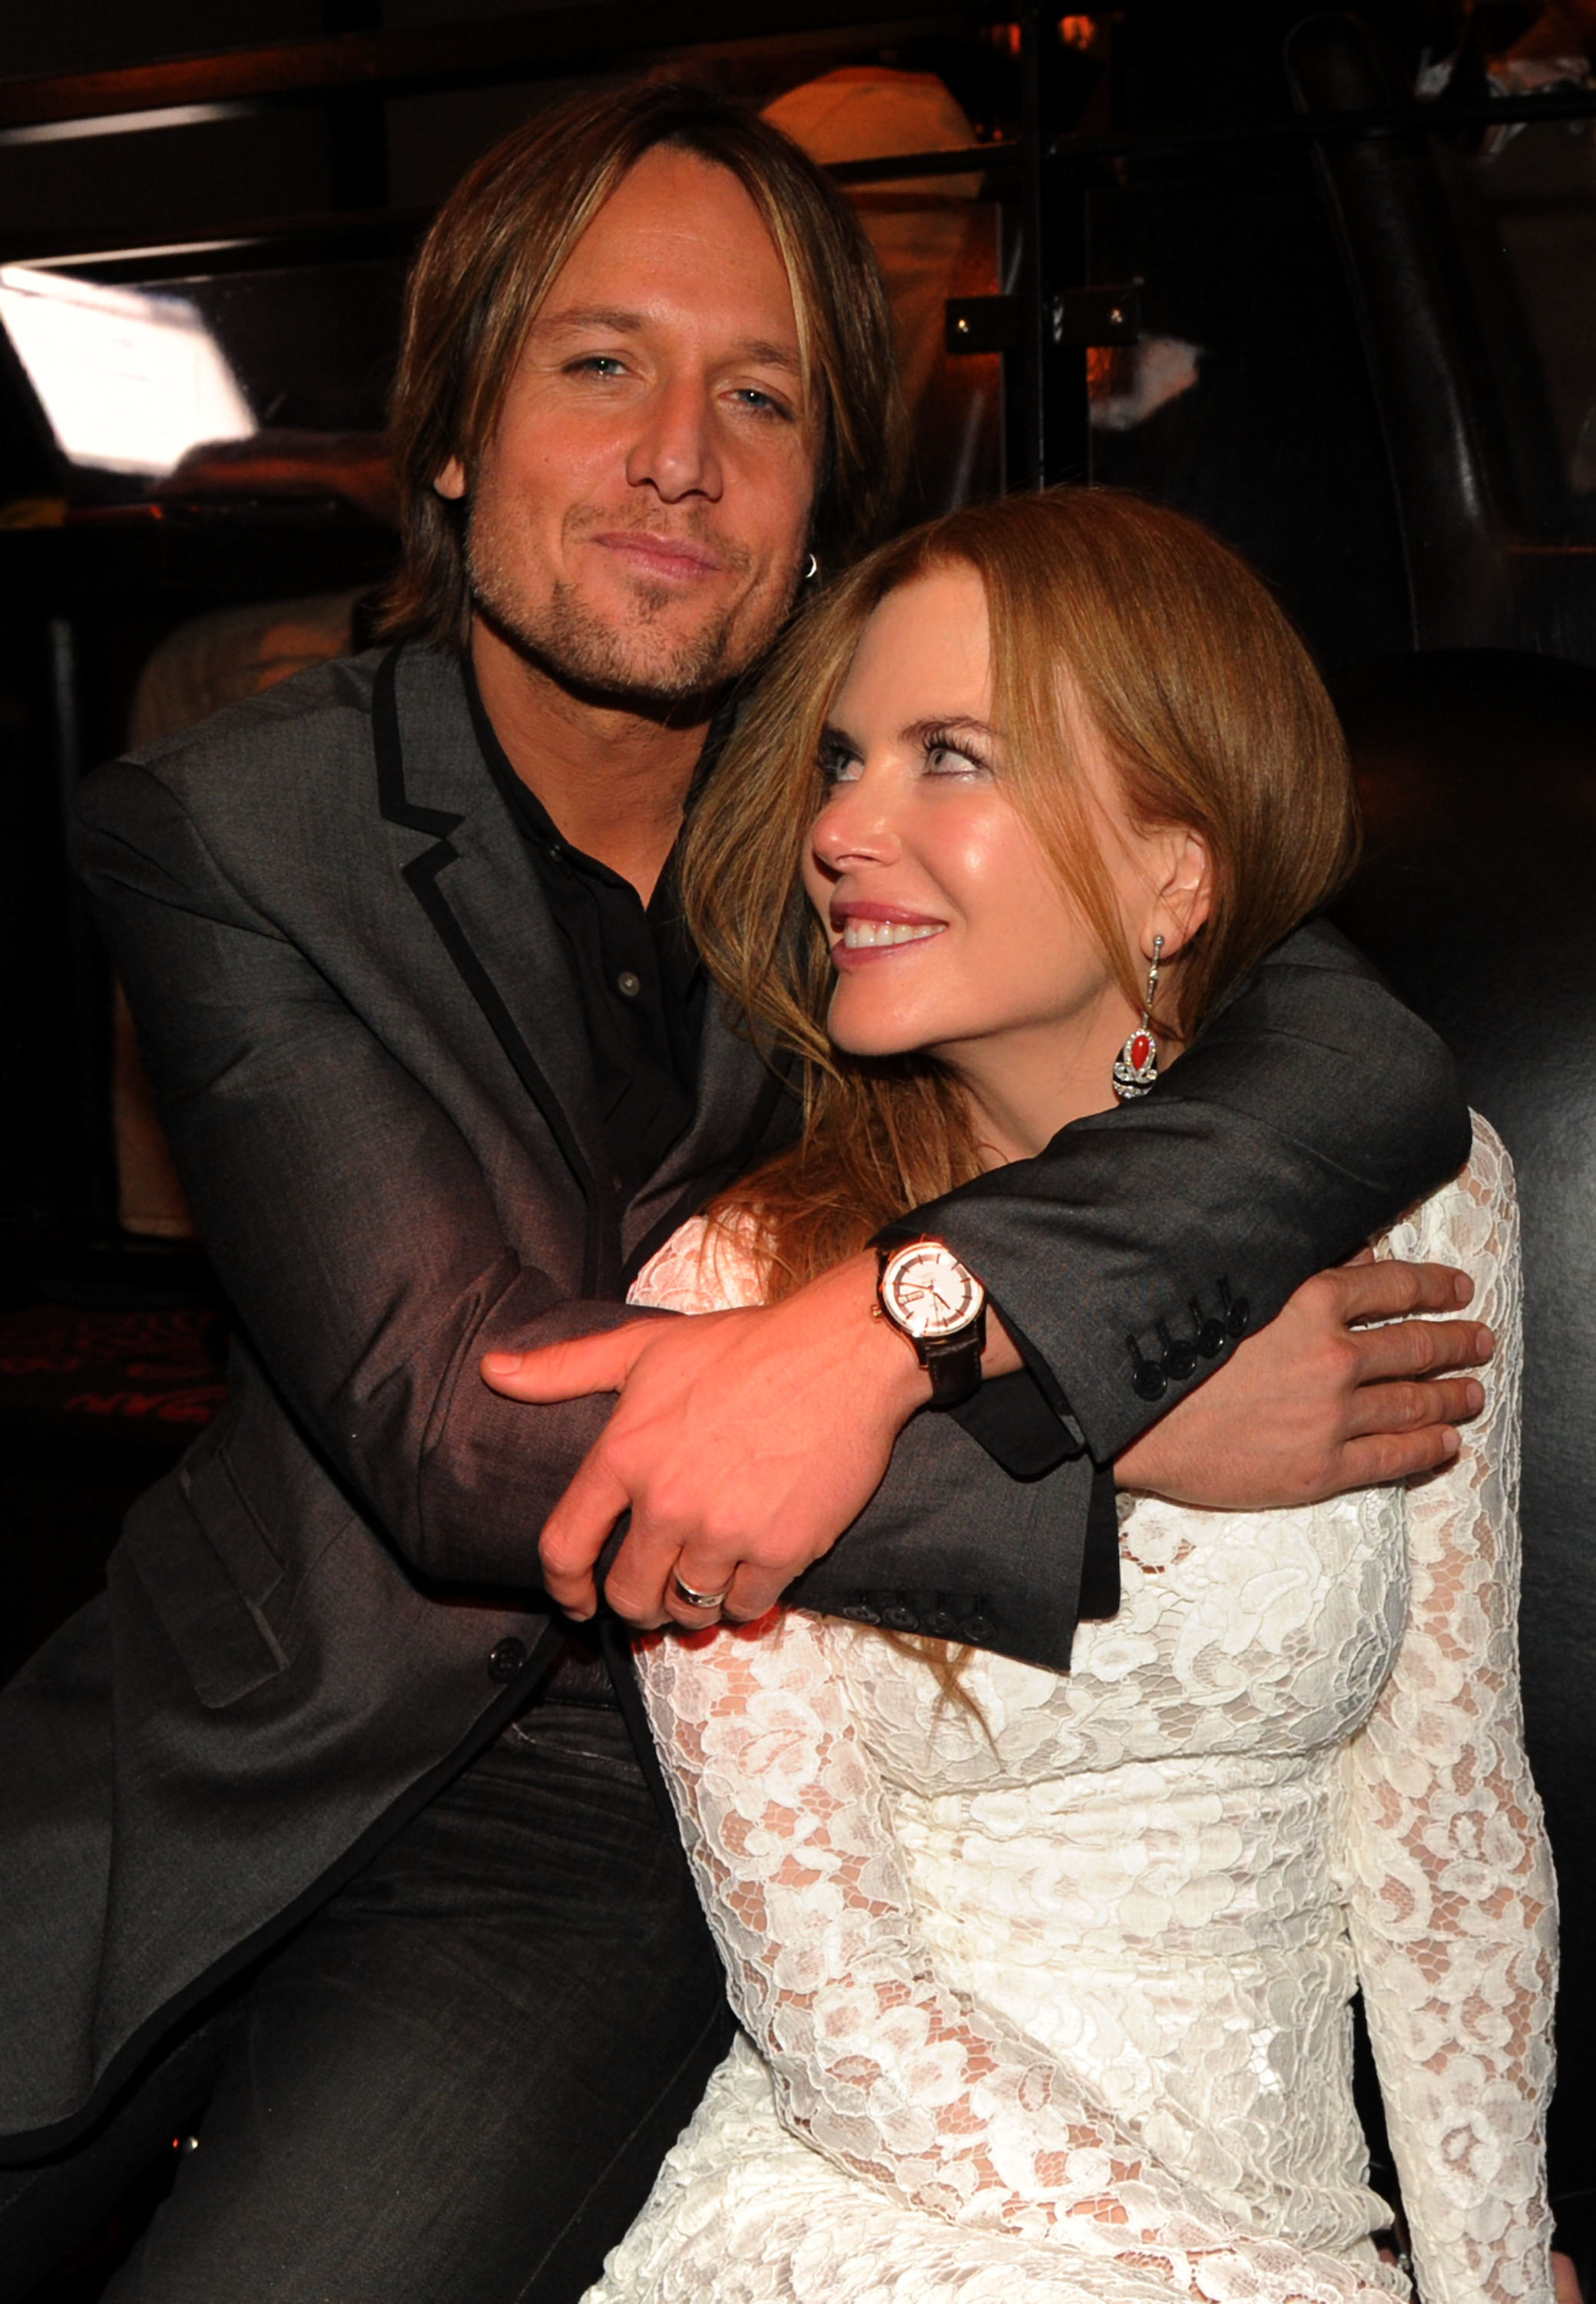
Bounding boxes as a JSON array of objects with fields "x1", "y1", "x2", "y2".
[{"x1": 948, "y1": 1001, "x2": 1179, "y2": 1167}]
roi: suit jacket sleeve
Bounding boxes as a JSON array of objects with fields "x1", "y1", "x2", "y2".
[
  {"x1": 883, "y1": 920, "x2": 1472, "y2": 1462},
  {"x1": 73, "y1": 757, "x2": 639, "y2": 1594}
]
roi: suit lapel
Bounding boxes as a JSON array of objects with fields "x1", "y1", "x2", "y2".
[
  {"x1": 372, "y1": 644, "x2": 620, "y2": 1296},
  {"x1": 621, "y1": 994, "x2": 796, "y2": 1281}
]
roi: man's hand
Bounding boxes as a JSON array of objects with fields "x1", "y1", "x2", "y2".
[
  {"x1": 1116, "y1": 1256, "x2": 1492, "y2": 1505},
  {"x1": 482, "y1": 1252, "x2": 939, "y2": 1627}
]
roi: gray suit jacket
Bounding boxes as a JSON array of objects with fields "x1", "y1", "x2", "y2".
[{"x1": 0, "y1": 641, "x2": 1468, "y2": 2151}]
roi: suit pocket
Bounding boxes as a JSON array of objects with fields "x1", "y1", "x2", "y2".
[{"x1": 123, "y1": 1442, "x2": 290, "y2": 1710}]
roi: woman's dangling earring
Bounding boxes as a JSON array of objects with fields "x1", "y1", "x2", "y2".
[
  {"x1": 1113, "y1": 935, "x2": 1164, "y2": 1101},
  {"x1": 802, "y1": 551, "x2": 820, "y2": 583}
]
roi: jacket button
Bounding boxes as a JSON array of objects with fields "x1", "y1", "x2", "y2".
[
  {"x1": 881, "y1": 1605, "x2": 919, "y2": 1631},
  {"x1": 960, "y1": 1614, "x2": 997, "y2": 1643},
  {"x1": 841, "y1": 1603, "x2": 881, "y2": 1626},
  {"x1": 1159, "y1": 1326, "x2": 1198, "y2": 1382},
  {"x1": 925, "y1": 1610, "x2": 962, "y2": 1639},
  {"x1": 488, "y1": 1637, "x2": 528, "y2": 1683},
  {"x1": 1131, "y1": 1356, "x2": 1167, "y2": 1402},
  {"x1": 1225, "y1": 1296, "x2": 1251, "y2": 1339},
  {"x1": 1194, "y1": 1314, "x2": 1227, "y2": 1359}
]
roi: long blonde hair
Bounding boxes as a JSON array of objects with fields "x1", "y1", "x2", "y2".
[
  {"x1": 683, "y1": 486, "x2": 1360, "y2": 1303},
  {"x1": 683, "y1": 488, "x2": 1358, "y2": 1709}
]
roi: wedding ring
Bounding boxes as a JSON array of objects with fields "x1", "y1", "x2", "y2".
[{"x1": 672, "y1": 1573, "x2": 730, "y2": 1612}]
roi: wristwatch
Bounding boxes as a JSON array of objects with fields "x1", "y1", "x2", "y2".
[{"x1": 876, "y1": 1240, "x2": 988, "y2": 1409}]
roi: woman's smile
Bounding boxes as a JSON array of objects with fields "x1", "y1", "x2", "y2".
[{"x1": 829, "y1": 900, "x2": 948, "y2": 962}]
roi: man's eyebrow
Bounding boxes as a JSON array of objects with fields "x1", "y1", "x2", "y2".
[{"x1": 532, "y1": 305, "x2": 802, "y2": 372}]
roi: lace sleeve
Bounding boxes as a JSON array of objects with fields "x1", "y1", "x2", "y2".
[
  {"x1": 637, "y1": 1614, "x2": 1379, "y2": 2302},
  {"x1": 1337, "y1": 1121, "x2": 1557, "y2": 2304}
]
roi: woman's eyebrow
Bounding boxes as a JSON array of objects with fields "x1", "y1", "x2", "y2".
[
  {"x1": 818, "y1": 721, "x2": 856, "y2": 753},
  {"x1": 900, "y1": 715, "x2": 998, "y2": 745}
]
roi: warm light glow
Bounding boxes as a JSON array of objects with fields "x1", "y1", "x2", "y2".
[{"x1": 0, "y1": 265, "x2": 255, "y2": 478}]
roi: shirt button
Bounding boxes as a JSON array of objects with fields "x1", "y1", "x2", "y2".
[
  {"x1": 488, "y1": 1637, "x2": 528, "y2": 1683},
  {"x1": 616, "y1": 970, "x2": 641, "y2": 998}
]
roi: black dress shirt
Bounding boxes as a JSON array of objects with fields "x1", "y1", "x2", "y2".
[{"x1": 467, "y1": 664, "x2": 704, "y2": 1215}]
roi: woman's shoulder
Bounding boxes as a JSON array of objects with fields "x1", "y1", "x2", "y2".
[
  {"x1": 627, "y1": 1209, "x2": 772, "y2": 1314},
  {"x1": 1382, "y1": 1111, "x2": 1516, "y2": 1270}
]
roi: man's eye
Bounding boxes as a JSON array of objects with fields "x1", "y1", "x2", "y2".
[
  {"x1": 731, "y1": 386, "x2": 793, "y2": 421},
  {"x1": 569, "y1": 355, "x2": 627, "y2": 378}
]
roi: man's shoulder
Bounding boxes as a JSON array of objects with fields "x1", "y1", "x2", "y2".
[
  {"x1": 122, "y1": 646, "x2": 384, "y2": 787},
  {"x1": 76, "y1": 642, "x2": 466, "y2": 847}
]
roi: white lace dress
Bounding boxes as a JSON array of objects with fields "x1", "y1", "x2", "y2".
[{"x1": 584, "y1": 1118, "x2": 1556, "y2": 2304}]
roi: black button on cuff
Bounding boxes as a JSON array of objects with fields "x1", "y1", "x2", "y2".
[
  {"x1": 840, "y1": 1603, "x2": 881, "y2": 1625},
  {"x1": 488, "y1": 1637, "x2": 528, "y2": 1683},
  {"x1": 881, "y1": 1606, "x2": 919, "y2": 1631}
]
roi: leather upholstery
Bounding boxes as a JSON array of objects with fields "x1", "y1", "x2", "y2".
[{"x1": 1286, "y1": 12, "x2": 1596, "y2": 663}]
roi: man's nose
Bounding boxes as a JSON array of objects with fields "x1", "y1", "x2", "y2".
[{"x1": 625, "y1": 374, "x2": 722, "y2": 502}]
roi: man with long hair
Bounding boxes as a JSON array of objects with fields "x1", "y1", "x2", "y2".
[{"x1": 0, "y1": 82, "x2": 1485, "y2": 2302}]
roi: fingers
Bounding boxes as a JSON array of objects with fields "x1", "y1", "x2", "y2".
[
  {"x1": 1329, "y1": 1257, "x2": 1473, "y2": 1322},
  {"x1": 538, "y1": 1453, "x2": 635, "y2": 1619},
  {"x1": 1339, "y1": 1316, "x2": 1494, "y2": 1387},
  {"x1": 1333, "y1": 1424, "x2": 1463, "y2": 1489},
  {"x1": 482, "y1": 1322, "x2": 658, "y2": 1402},
  {"x1": 1344, "y1": 1375, "x2": 1485, "y2": 1439}
]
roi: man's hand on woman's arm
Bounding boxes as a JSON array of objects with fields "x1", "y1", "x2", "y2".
[{"x1": 481, "y1": 1252, "x2": 1491, "y2": 1630}]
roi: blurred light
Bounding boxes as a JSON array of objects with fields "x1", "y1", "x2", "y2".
[
  {"x1": 0, "y1": 265, "x2": 255, "y2": 478},
  {"x1": 0, "y1": 103, "x2": 257, "y2": 150}
]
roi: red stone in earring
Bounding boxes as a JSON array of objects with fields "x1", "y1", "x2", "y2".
[{"x1": 1113, "y1": 935, "x2": 1164, "y2": 1101}]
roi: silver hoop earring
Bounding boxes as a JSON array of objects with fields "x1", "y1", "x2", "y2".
[
  {"x1": 802, "y1": 551, "x2": 820, "y2": 583},
  {"x1": 1113, "y1": 935, "x2": 1164, "y2": 1101}
]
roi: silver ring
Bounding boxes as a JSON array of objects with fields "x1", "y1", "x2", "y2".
[{"x1": 672, "y1": 1573, "x2": 730, "y2": 1612}]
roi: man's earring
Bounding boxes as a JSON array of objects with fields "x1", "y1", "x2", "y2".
[
  {"x1": 1113, "y1": 934, "x2": 1164, "y2": 1101},
  {"x1": 802, "y1": 551, "x2": 820, "y2": 583}
]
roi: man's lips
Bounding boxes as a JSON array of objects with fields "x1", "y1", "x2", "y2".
[
  {"x1": 589, "y1": 531, "x2": 725, "y2": 581},
  {"x1": 827, "y1": 900, "x2": 948, "y2": 966}
]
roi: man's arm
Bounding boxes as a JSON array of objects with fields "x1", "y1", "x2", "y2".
[
  {"x1": 906, "y1": 919, "x2": 1472, "y2": 1466},
  {"x1": 74, "y1": 756, "x2": 647, "y2": 1592},
  {"x1": 487, "y1": 921, "x2": 1485, "y2": 1634}
]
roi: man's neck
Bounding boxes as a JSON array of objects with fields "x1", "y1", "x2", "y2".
[{"x1": 470, "y1": 617, "x2": 710, "y2": 905}]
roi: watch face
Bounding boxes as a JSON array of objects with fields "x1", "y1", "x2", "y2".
[{"x1": 881, "y1": 1244, "x2": 985, "y2": 1340}]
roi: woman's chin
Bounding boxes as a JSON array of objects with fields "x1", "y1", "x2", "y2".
[{"x1": 826, "y1": 1001, "x2": 929, "y2": 1062}]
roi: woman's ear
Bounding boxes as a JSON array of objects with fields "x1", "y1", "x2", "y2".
[
  {"x1": 1150, "y1": 829, "x2": 1213, "y2": 958},
  {"x1": 434, "y1": 456, "x2": 467, "y2": 501}
]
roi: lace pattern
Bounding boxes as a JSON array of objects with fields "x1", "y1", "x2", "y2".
[{"x1": 587, "y1": 1121, "x2": 1554, "y2": 2304}]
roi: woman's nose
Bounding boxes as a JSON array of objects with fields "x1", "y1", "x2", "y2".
[{"x1": 810, "y1": 770, "x2": 900, "y2": 872}]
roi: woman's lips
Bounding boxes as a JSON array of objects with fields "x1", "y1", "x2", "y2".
[
  {"x1": 828, "y1": 905, "x2": 948, "y2": 968},
  {"x1": 591, "y1": 531, "x2": 723, "y2": 582}
]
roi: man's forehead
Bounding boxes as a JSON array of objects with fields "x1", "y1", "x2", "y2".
[{"x1": 531, "y1": 300, "x2": 801, "y2": 372}]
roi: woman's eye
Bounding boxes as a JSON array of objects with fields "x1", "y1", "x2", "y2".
[
  {"x1": 819, "y1": 750, "x2": 863, "y2": 785},
  {"x1": 925, "y1": 741, "x2": 987, "y2": 778}
]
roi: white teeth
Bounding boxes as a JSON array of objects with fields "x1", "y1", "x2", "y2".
[{"x1": 839, "y1": 919, "x2": 943, "y2": 950}]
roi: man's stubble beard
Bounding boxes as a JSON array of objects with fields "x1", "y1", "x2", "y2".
[{"x1": 467, "y1": 512, "x2": 790, "y2": 711}]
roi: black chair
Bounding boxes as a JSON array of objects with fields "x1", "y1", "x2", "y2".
[
  {"x1": 1331, "y1": 644, "x2": 1596, "y2": 2258},
  {"x1": 1286, "y1": 12, "x2": 1596, "y2": 664}
]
